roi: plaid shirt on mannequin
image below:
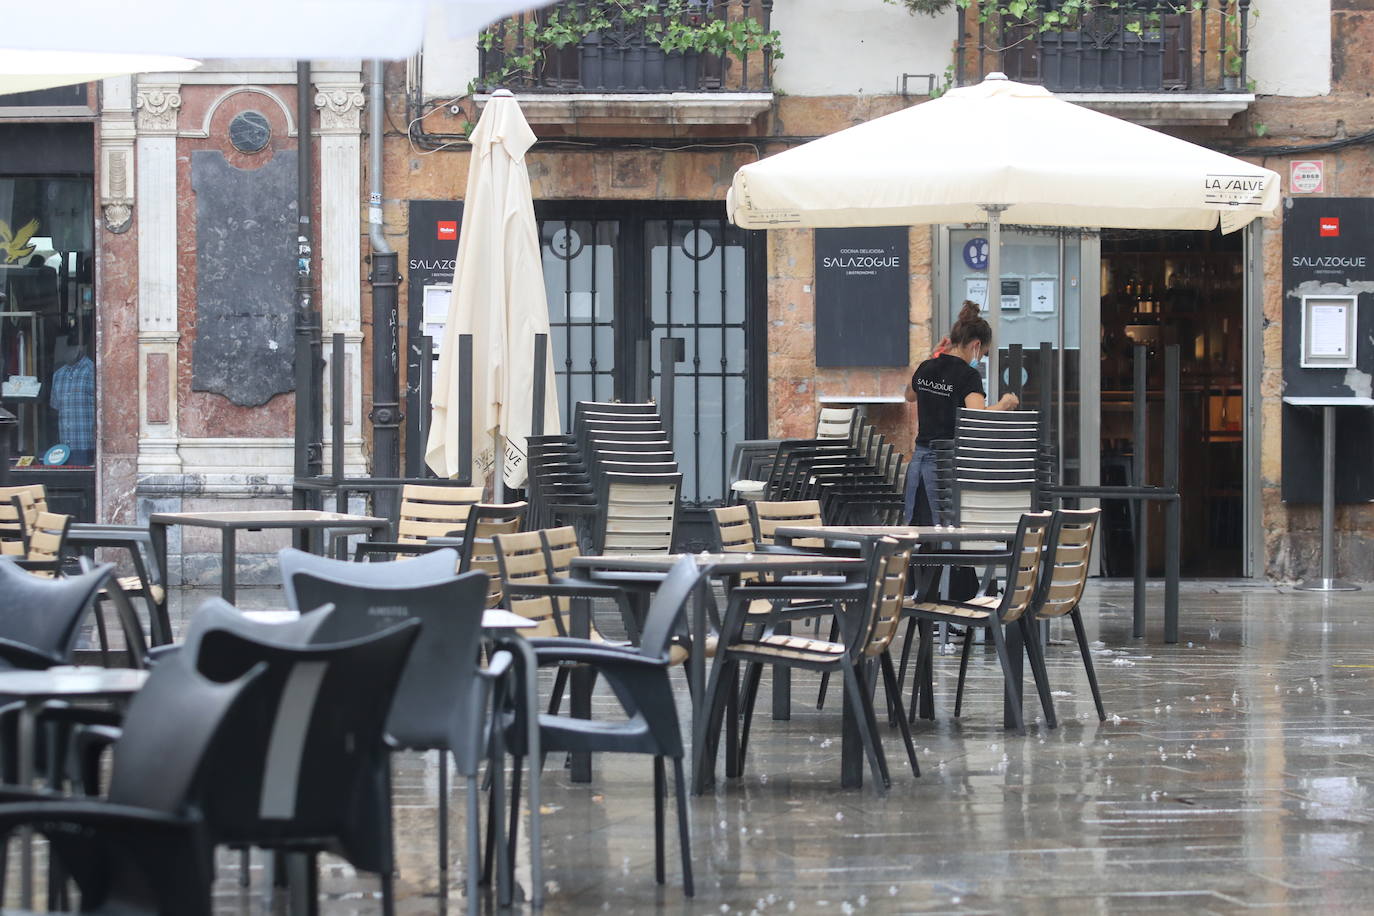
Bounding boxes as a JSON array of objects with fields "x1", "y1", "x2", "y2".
[{"x1": 50, "y1": 355, "x2": 95, "y2": 452}]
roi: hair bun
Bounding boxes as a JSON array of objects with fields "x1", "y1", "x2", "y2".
[{"x1": 956, "y1": 300, "x2": 982, "y2": 325}]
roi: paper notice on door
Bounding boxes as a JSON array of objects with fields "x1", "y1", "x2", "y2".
[
  {"x1": 965, "y1": 278, "x2": 988, "y2": 308},
  {"x1": 422, "y1": 285, "x2": 452, "y2": 353},
  {"x1": 1310, "y1": 302, "x2": 1349, "y2": 357},
  {"x1": 1030, "y1": 279, "x2": 1055, "y2": 314}
]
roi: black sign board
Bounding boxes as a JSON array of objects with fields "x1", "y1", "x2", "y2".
[
  {"x1": 814, "y1": 227, "x2": 909, "y2": 368},
  {"x1": 1280, "y1": 197, "x2": 1374, "y2": 503}
]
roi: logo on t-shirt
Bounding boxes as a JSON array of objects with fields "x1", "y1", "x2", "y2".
[{"x1": 916, "y1": 377, "x2": 954, "y2": 397}]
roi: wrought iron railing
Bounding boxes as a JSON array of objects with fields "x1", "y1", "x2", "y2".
[
  {"x1": 476, "y1": 0, "x2": 775, "y2": 93},
  {"x1": 957, "y1": 0, "x2": 1252, "y2": 93}
]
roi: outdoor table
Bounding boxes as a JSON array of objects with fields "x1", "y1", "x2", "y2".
[
  {"x1": 148, "y1": 510, "x2": 389, "y2": 603},
  {"x1": 0, "y1": 665, "x2": 149, "y2": 908},
  {"x1": 774, "y1": 524, "x2": 1031, "y2": 730},
  {"x1": 1282, "y1": 396, "x2": 1374, "y2": 591},
  {"x1": 570, "y1": 551, "x2": 867, "y2": 793}
]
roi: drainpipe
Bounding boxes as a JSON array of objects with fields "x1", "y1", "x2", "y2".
[
  {"x1": 368, "y1": 60, "x2": 401, "y2": 504},
  {"x1": 294, "y1": 60, "x2": 322, "y2": 512}
]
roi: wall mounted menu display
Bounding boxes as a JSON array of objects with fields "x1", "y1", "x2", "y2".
[
  {"x1": 1000, "y1": 278, "x2": 1021, "y2": 310},
  {"x1": 1301, "y1": 294, "x2": 1356, "y2": 368},
  {"x1": 814, "y1": 227, "x2": 909, "y2": 367}
]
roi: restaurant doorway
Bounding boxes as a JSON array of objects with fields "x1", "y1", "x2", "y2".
[{"x1": 1099, "y1": 228, "x2": 1245, "y2": 578}]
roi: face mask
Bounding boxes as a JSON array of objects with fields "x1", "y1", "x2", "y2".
[{"x1": 968, "y1": 348, "x2": 983, "y2": 369}]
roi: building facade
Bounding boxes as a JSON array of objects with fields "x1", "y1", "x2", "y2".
[{"x1": 1, "y1": 0, "x2": 1368, "y2": 581}]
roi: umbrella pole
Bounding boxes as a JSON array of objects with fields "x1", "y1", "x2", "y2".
[{"x1": 983, "y1": 205, "x2": 1008, "y2": 401}]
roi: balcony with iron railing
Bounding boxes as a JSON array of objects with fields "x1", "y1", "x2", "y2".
[
  {"x1": 956, "y1": 0, "x2": 1254, "y2": 124},
  {"x1": 473, "y1": 0, "x2": 776, "y2": 126}
]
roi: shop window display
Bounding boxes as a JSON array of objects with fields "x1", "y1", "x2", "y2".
[{"x1": 0, "y1": 177, "x2": 95, "y2": 468}]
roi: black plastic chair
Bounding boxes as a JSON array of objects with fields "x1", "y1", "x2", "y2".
[
  {"x1": 189, "y1": 617, "x2": 422, "y2": 916},
  {"x1": 0, "y1": 651, "x2": 267, "y2": 915},
  {"x1": 0, "y1": 557, "x2": 112, "y2": 671},
  {"x1": 497, "y1": 556, "x2": 700, "y2": 899},
  {"x1": 278, "y1": 546, "x2": 460, "y2": 611},
  {"x1": 285, "y1": 555, "x2": 519, "y2": 912}
]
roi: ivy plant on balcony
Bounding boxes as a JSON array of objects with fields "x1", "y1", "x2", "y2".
[
  {"x1": 890, "y1": 0, "x2": 1215, "y2": 36},
  {"x1": 476, "y1": 0, "x2": 782, "y2": 92}
]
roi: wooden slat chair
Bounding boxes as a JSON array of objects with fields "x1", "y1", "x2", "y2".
[
  {"x1": 749, "y1": 499, "x2": 830, "y2": 552},
  {"x1": 903, "y1": 511, "x2": 1054, "y2": 733},
  {"x1": 0, "y1": 492, "x2": 37, "y2": 556},
  {"x1": 593, "y1": 471, "x2": 681, "y2": 556},
  {"x1": 705, "y1": 537, "x2": 918, "y2": 792},
  {"x1": 18, "y1": 509, "x2": 73, "y2": 577},
  {"x1": 1017, "y1": 508, "x2": 1104, "y2": 724},
  {"x1": 454, "y1": 502, "x2": 528, "y2": 608},
  {"x1": 353, "y1": 484, "x2": 483, "y2": 561},
  {"x1": 494, "y1": 529, "x2": 634, "y2": 716}
]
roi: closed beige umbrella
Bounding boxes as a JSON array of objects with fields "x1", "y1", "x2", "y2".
[
  {"x1": 426, "y1": 89, "x2": 560, "y2": 491},
  {"x1": 727, "y1": 73, "x2": 1280, "y2": 388}
]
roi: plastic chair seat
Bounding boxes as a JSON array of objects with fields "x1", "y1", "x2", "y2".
[
  {"x1": 728, "y1": 633, "x2": 847, "y2": 664},
  {"x1": 904, "y1": 600, "x2": 992, "y2": 622}
]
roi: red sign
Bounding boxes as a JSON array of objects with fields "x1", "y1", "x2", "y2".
[
  {"x1": 436, "y1": 220, "x2": 457, "y2": 240},
  {"x1": 1320, "y1": 217, "x2": 1340, "y2": 237},
  {"x1": 1290, "y1": 159, "x2": 1325, "y2": 194}
]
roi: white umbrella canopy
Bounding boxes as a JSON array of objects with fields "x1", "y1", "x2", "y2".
[
  {"x1": 0, "y1": 51, "x2": 202, "y2": 95},
  {"x1": 4, "y1": 0, "x2": 546, "y2": 60},
  {"x1": 425, "y1": 90, "x2": 560, "y2": 490},
  {"x1": 727, "y1": 73, "x2": 1280, "y2": 390}
]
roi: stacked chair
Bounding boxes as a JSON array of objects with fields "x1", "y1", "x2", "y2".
[
  {"x1": 929, "y1": 408, "x2": 1056, "y2": 532},
  {"x1": 524, "y1": 401, "x2": 682, "y2": 552},
  {"x1": 727, "y1": 409, "x2": 907, "y2": 526}
]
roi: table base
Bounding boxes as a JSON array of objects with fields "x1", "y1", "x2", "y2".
[{"x1": 1295, "y1": 578, "x2": 1361, "y2": 592}]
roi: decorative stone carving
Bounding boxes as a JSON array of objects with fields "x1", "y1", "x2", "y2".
[
  {"x1": 101, "y1": 147, "x2": 134, "y2": 233},
  {"x1": 314, "y1": 85, "x2": 365, "y2": 134},
  {"x1": 136, "y1": 85, "x2": 182, "y2": 133}
]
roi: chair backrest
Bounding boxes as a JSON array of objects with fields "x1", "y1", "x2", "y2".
[
  {"x1": 858, "y1": 538, "x2": 914, "y2": 658},
  {"x1": 288, "y1": 567, "x2": 490, "y2": 749},
  {"x1": 190, "y1": 619, "x2": 422, "y2": 874},
  {"x1": 278, "y1": 547, "x2": 460, "y2": 609},
  {"x1": 24, "y1": 510, "x2": 71, "y2": 574},
  {"x1": 0, "y1": 484, "x2": 48, "y2": 514},
  {"x1": 0, "y1": 492, "x2": 36, "y2": 555},
  {"x1": 394, "y1": 484, "x2": 483, "y2": 545},
  {"x1": 0, "y1": 557, "x2": 112, "y2": 667},
  {"x1": 458, "y1": 503, "x2": 527, "y2": 607},
  {"x1": 493, "y1": 530, "x2": 568, "y2": 638},
  {"x1": 816, "y1": 406, "x2": 857, "y2": 440},
  {"x1": 637, "y1": 557, "x2": 701, "y2": 662},
  {"x1": 949, "y1": 409, "x2": 1043, "y2": 549},
  {"x1": 107, "y1": 652, "x2": 268, "y2": 813},
  {"x1": 1032, "y1": 508, "x2": 1100, "y2": 619},
  {"x1": 708, "y1": 505, "x2": 755, "y2": 553},
  {"x1": 750, "y1": 499, "x2": 824, "y2": 548},
  {"x1": 595, "y1": 472, "x2": 680, "y2": 555},
  {"x1": 994, "y1": 511, "x2": 1053, "y2": 623},
  {"x1": 540, "y1": 525, "x2": 583, "y2": 578}
]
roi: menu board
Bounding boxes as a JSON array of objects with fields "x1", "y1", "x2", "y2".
[{"x1": 814, "y1": 227, "x2": 909, "y2": 368}]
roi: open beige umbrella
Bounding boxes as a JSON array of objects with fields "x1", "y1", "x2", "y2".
[
  {"x1": 425, "y1": 89, "x2": 560, "y2": 492},
  {"x1": 727, "y1": 73, "x2": 1280, "y2": 388}
]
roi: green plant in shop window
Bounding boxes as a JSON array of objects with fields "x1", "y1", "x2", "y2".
[{"x1": 0, "y1": 218, "x2": 39, "y2": 264}]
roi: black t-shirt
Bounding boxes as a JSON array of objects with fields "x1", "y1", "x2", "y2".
[{"x1": 912, "y1": 353, "x2": 984, "y2": 445}]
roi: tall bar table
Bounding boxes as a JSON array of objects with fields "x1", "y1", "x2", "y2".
[{"x1": 1283, "y1": 395, "x2": 1374, "y2": 592}]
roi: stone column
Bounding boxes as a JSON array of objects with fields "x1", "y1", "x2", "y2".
[
  {"x1": 314, "y1": 81, "x2": 368, "y2": 477},
  {"x1": 134, "y1": 81, "x2": 182, "y2": 477}
]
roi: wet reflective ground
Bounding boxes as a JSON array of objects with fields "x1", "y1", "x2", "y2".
[{"x1": 168, "y1": 582, "x2": 1374, "y2": 911}]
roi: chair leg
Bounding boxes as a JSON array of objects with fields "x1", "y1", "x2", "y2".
[
  {"x1": 987, "y1": 622, "x2": 1025, "y2": 733},
  {"x1": 506, "y1": 755, "x2": 523, "y2": 882},
  {"x1": 953, "y1": 626, "x2": 975, "y2": 718},
  {"x1": 702, "y1": 655, "x2": 737, "y2": 781},
  {"x1": 1071, "y1": 609, "x2": 1107, "y2": 721},
  {"x1": 653, "y1": 756, "x2": 666, "y2": 885},
  {"x1": 855, "y1": 661, "x2": 891, "y2": 788},
  {"x1": 672, "y1": 756, "x2": 694, "y2": 897},
  {"x1": 840, "y1": 662, "x2": 888, "y2": 793},
  {"x1": 466, "y1": 774, "x2": 481, "y2": 916},
  {"x1": 896, "y1": 616, "x2": 918, "y2": 696},
  {"x1": 909, "y1": 620, "x2": 935, "y2": 724},
  {"x1": 380, "y1": 862, "x2": 395, "y2": 916},
  {"x1": 92, "y1": 601, "x2": 110, "y2": 667},
  {"x1": 737, "y1": 662, "x2": 763, "y2": 776},
  {"x1": 879, "y1": 652, "x2": 919, "y2": 778},
  {"x1": 548, "y1": 666, "x2": 569, "y2": 716},
  {"x1": 815, "y1": 617, "x2": 840, "y2": 709},
  {"x1": 240, "y1": 848, "x2": 251, "y2": 887},
  {"x1": 437, "y1": 750, "x2": 449, "y2": 886},
  {"x1": 724, "y1": 663, "x2": 739, "y2": 778},
  {"x1": 1019, "y1": 616, "x2": 1058, "y2": 728}
]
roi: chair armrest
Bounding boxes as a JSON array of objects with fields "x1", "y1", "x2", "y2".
[
  {"x1": 478, "y1": 649, "x2": 514, "y2": 682},
  {"x1": 523, "y1": 640, "x2": 666, "y2": 669},
  {"x1": 0, "y1": 637, "x2": 63, "y2": 670},
  {"x1": 353, "y1": 540, "x2": 454, "y2": 560},
  {"x1": 729, "y1": 583, "x2": 867, "y2": 602},
  {"x1": 0, "y1": 798, "x2": 196, "y2": 833}
]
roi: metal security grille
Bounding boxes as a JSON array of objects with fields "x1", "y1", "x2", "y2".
[
  {"x1": 539, "y1": 218, "x2": 618, "y2": 421},
  {"x1": 647, "y1": 218, "x2": 749, "y2": 505}
]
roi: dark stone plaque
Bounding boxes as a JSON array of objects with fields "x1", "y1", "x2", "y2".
[
  {"x1": 190, "y1": 149, "x2": 296, "y2": 407},
  {"x1": 814, "y1": 227, "x2": 909, "y2": 368},
  {"x1": 1280, "y1": 197, "x2": 1374, "y2": 503}
]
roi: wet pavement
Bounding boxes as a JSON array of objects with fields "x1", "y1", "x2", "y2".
[{"x1": 64, "y1": 580, "x2": 1374, "y2": 912}]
